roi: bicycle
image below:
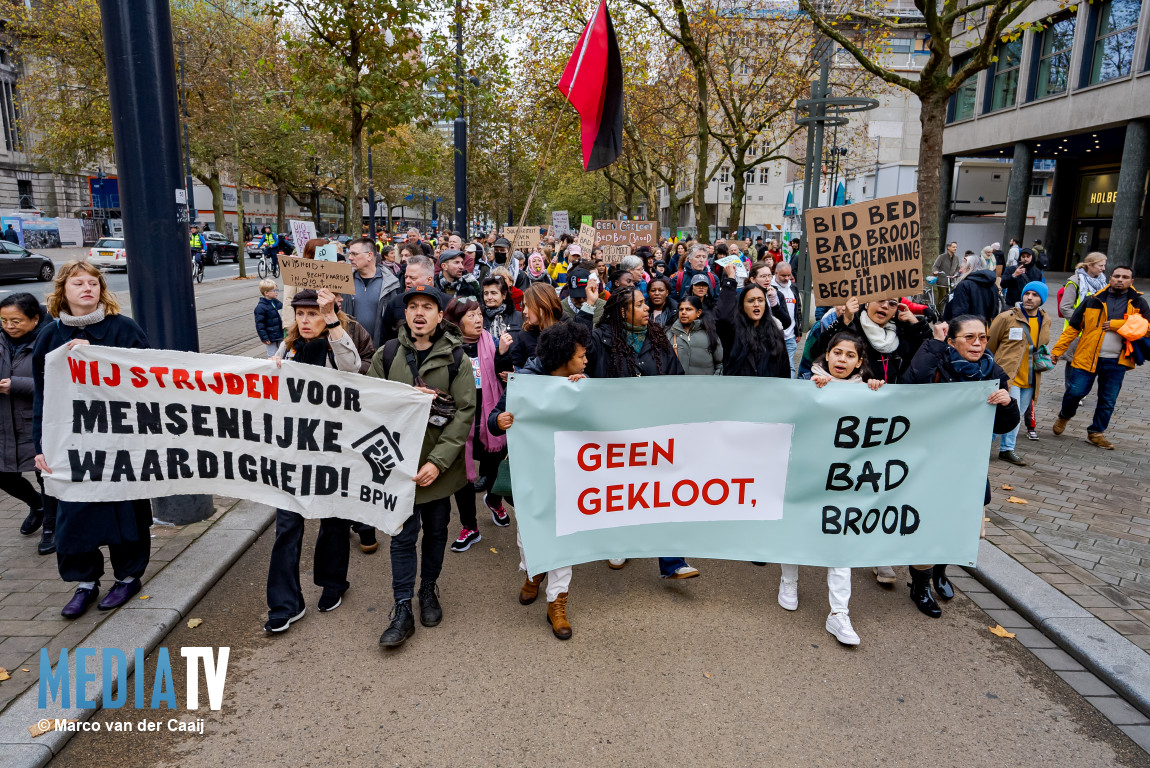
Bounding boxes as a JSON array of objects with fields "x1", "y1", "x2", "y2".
[
  {"x1": 191, "y1": 255, "x2": 204, "y2": 284},
  {"x1": 923, "y1": 274, "x2": 953, "y2": 318},
  {"x1": 257, "y1": 251, "x2": 280, "y2": 279}
]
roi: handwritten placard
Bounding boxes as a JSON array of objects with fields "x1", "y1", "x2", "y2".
[
  {"x1": 577, "y1": 223, "x2": 596, "y2": 251},
  {"x1": 804, "y1": 192, "x2": 922, "y2": 307},
  {"x1": 503, "y1": 226, "x2": 541, "y2": 252},
  {"x1": 600, "y1": 245, "x2": 631, "y2": 265},
  {"x1": 280, "y1": 255, "x2": 354, "y2": 292},
  {"x1": 551, "y1": 210, "x2": 570, "y2": 237},
  {"x1": 288, "y1": 219, "x2": 317, "y2": 252},
  {"x1": 594, "y1": 220, "x2": 657, "y2": 248},
  {"x1": 315, "y1": 243, "x2": 339, "y2": 262}
]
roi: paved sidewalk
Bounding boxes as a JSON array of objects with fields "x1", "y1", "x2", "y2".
[
  {"x1": 983, "y1": 275, "x2": 1150, "y2": 650},
  {"x1": 0, "y1": 493, "x2": 238, "y2": 713}
]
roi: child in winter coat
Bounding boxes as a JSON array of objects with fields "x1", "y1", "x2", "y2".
[
  {"x1": 784, "y1": 332, "x2": 885, "y2": 647},
  {"x1": 254, "y1": 279, "x2": 285, "y2": 357}
]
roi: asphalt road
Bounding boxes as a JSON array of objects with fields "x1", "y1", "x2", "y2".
[
  {"x1": 51, "y1": 521, "x2": 1149, "y2": 768},
  {"x1": 0, "y1": 248, "x2": 275, "y2": 355}
]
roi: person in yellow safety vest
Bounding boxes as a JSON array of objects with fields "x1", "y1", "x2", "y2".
[
  {"x1": 189, "y1": 225, "x2": 205, "y2": 266},
  {"x1": 260, "y1": 226, "x2": 280, "y2": 269}
]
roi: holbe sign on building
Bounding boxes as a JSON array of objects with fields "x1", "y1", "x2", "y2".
[{"x1": 804, "y1": 192, "x2": 922, "y2": 307}]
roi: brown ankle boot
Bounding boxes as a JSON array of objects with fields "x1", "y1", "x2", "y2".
[
  {"x1": 547, "y1": 593, "x2": 572, "y2": 640},
  {"x1": 1052, "y1": 416, "x2": 1068, "y2": 435},
  {"x1": 519, "y1": 573, "x2": 545, "y2": 605},
  {"x1": 1087, "y1": 432, "x2": 1114, "y2": 450}
]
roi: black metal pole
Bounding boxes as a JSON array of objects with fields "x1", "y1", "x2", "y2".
[
  {"x1": 179, "y1": 42, "x2": 195, "y2": 225},
  {"x1": 100, "y1": 0, "x2": 212, "y2": 524},
  {"x1": 454, "y1": 0, "x2": 468, "y2": 239},
  {"x1": 368, "y1": 146, "x2": 376, "y2": 238}
]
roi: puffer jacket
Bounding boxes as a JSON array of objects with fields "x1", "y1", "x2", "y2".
[
  {"x1": 366, "y1": 324, "x2": 476, "y2": 503},
  {"x1": 254, "y1": 296, "x2": 284, "y2": 344},
  {"x1": 666, "y1": 319, "x2": 722, "y2": 375},
  {"x1": 1053, "y1": 285, "x2": 1149, "y2": 373},
  {"x1": 0, "y1": 319, "x2": 43, "y2": 472}
]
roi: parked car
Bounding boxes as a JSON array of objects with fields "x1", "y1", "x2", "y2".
[
  {"x1": 202, "y1": 231, "x2": 240, "y2": 265},
  {"x1": 245, "y1": 239, "x2": 263, "y2": 258},
  {"x1": 88, "y1": 237, "x2": 127, "y2": 270},
  {"x1": 0, "y1": 240, "x2": 54, "y2": 282}
]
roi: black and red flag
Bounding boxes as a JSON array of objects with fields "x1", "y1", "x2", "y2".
[{"x1": 557, "y1": 0, "x2": 623, "y2": 171}]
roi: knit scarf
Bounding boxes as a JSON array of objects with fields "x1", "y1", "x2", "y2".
[
  {"x1": 59, "y1": 308, "x2": 106, "y2": 328},
  {"x1": 483, "y1": 303, "x2": 507, "y2": 321},
  {"x1": 946, "y1": 345, "x2": 996, "y2": 381},
  {"x1": 858, "y1": 310, "x2": 899, "y2": 353},
  {"x1": 291, "y1": 336, "x2": 333, "y2": 367},
  {"x1": 811, "y1": 362, "x2": 863, "y2": 383},
  {"x1": 1075, "y1": 268, "x2": 1107, "y2": 296},
  {"x1": 624, "y1": 321, "x2": 647, "y2": 355},
  {"x1": 464, "y1": 331, "x2": 506, "y2": 480}
]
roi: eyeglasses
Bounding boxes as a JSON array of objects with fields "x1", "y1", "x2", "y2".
[
  {"x1": 873, "y1": 299, "x2": 900, "y2": 308},
  {"x1": 957, "y1": 334, "x2": 989, "y2": 343}
]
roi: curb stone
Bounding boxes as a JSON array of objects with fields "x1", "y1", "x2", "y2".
[{"x1": 0, "y1": 500, "x2": 274, "y2": 768}]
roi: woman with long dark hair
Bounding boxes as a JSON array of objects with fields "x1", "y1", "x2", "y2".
[
  {"x1": 666, "y1": 294, "x2": 722, "y2": 375},
  {"x1": 715, "y1": 263, "x2": 792, "y2": 378},
  {"x1": 583, "y1": 284, "x2": 698, "y2": 579}
]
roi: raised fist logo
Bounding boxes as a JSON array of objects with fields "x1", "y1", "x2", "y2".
[{"x1": 351, "y1": 425, "x2": 405, "y2": 486}]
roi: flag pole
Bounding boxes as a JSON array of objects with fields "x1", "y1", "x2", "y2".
[{"x1": 513, "y1": 104, "x2": 569, "y2": 235}]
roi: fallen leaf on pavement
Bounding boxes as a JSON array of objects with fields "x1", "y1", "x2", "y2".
[
  {"x1": 489, "y1": 548, "x2": 498, "y2": 554},
  {"x1": 1001, "y1": 484, "x2": 1013, "y2": 491},
  {"x1": 984, "y1": 517, "x2": 990, "y2": 522},
  {"x1": 704, "y1": 672, "x2": 711, "y2": 679},
  {"x1": 21, "y1": 668, "x2": 29, "y2": 672},
  {"x1": 1006, "y1": 496, "x2": 1028, "y2": 504},
  {"x1": 28, "y1": 721, "x2": 48, "y2": 737},
  {"x1": 187, "y1": 618, "x2": 203, "y2": 628},
  {"x1": 139, "y1": 595, "x2": 150, "y2": 600},
  {"x1": 988, "y1": 625, "x2": 1016, "y2": 639},
  {"x1": 0, "y1": 668, "x2": 8, "y2": 682}
]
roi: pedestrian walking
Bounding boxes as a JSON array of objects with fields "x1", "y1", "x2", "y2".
[{"x1": 988, "y1": 281, "x2": 1052, "y2": 464}]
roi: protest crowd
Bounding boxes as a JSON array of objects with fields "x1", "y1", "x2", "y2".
[{"x1": 3, "y1": 223, "x2": 1147, "y2": 652}]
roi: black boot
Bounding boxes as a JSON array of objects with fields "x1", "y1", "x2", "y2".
[
  {"x1": 909, "y1": 567, "x2": 941, "y2": 618},
  {"x1": 19, "y1": 507, "x2": 43, "y2": 536},
  {"x1": 37, "y1": 529, "x2": 56, "y2": 556},
  {"x1": 932, "y1": 564, "x2": 954, "y2": 600},
  {"x1": 379, "y1": 600, "x2": 415, "y2": 648},
  {"x1": 418, "y1": 582, "x2": 442, "y2": 627}
]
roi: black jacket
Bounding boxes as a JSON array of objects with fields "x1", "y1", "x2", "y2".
[
  {"x1": 902, "y1": 338, "x2": 1018, "y2": 435},
  {"x1": 944, "y1": 270, "x2": 1001, "y2": 324},
  {"x1": 253, "y1": 296, "x2": 284, "y2": 344},
  {"x1": 0, "y1": 318, "x2": 43, "y2": 472},
  {"x1": 586, "y1": 323, "x2": 685, "y2": 379},
  {"x1": 813, "y1": 309, "x2": 931, "y2": 383},
  {"x1": 715, "y1": 277, "x2": 793, "y2": 378},
  {"x1": 1002, "y1": 263, "x2": 1044, "y2": 307},
  {"x1": 32, "y1": 314, "x2": 152, "y2": 554}
]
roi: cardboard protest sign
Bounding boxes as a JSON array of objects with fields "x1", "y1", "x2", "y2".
[
  {"x1": 600, "y1": 245, "x2": 630, "y2": 264},
  {"x1": 280, "y1": 255, "x2": 354, "y2": 292},
  {"x1": 594, "y1": 220, "x2": 658, "y2": 248},
  {"x1": 503, "y1": 226, "x2": 541, "y2": 252},
  {"x1": 577, "y1": 223, "x2": 596, "y2": 250},
  {"x1": 507, "y1": 375, "x2": 994, "y2": 575},
  {"x1": 287, "y1": 219, "x2": 316, "y2": 251},
  {"x1": 314, "y1": 243, "x2": 339, "y2": 262},
  {"x1": 551, "y1": 210, "x2": 570, "y2": 237},
  {"x1": 804, "y1": 192, "x2": 922, "y2": 307},
  {"x1": 41, "y1": 346, "x2": 434, "y2": 534}
]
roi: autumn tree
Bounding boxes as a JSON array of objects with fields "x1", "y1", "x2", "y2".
[{"x1": 798, "y1": 0, "x2": 1054, "y2": 253}]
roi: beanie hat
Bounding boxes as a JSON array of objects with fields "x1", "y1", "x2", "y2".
[{"x1": 1022, "y1": 280, "x2": 1048, "y2": 304}]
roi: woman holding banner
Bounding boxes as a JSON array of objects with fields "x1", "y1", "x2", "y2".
[
  {"x1": 32, "y1": 261, "x2": 152, "y2": 618},
  {"x1": 263, "y1": 288, "x2": 362, "y2": 632},
  {"x1": 583, "y1": 283, "x2": 699, "y2": 580},
  {"x1": 902, "y1": 315, "x2": 1016, "y2": 618},
  {"x1": 811, "y1": 296, "x2": 930, "y2": 385}
]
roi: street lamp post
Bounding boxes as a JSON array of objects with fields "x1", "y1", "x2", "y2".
[
  {"x1": 453, "y1": 0, "x2": 468, "y2": 239},
  {"x1": 368, "y1": 145, "x2": 376, "y2": 238}
]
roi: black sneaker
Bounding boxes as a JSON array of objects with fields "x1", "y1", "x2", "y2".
[
  {"x1": 318, "y1": 587, "x2": 344, "y2": 613},
  {"x1": 20, "y1": 507, "x2": 43, "y2": 536},
  {"x1": 486, "y1": 494, "x2": 510, "y2": 527},
  {"x1": 264, "y1": 606, "x2": 306, "y2": 633},
  {"x1": 37, "y1": 529, "x2": 56, "y2": 556},
  {"x1": 418, "y1": 582, "x2": 442, "y2": 627},
  {"x1": 379, "y1": 600, "x2": 415, "y2": 648},
  {"x1": 1026, "y1": 429, "x2": 1039, "y2": 441},
  {"x1": 450, "y1": 527, "x2": 481, "y2": 552}
]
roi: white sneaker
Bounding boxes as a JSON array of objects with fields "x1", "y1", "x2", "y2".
[
  {"x1": 778, "y1": 578, "x2": 798, "y2": 611},
  {"x1": 666, "y1": 565, "x2": 699, "y2": 579},
  {"x1": 607, "y1": 558, "x2": 627, "y2": 569},
  {"x1": 826, "y1": 612, "x2": 860, "y2": 646},
  {"x1": 873, "y1": 565, "x2": 896, "y2": 584}
]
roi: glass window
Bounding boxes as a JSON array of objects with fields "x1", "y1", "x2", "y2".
[
  {"x1": 1035, "y1": 16, "x2": 1076, "y2": 98},
  {"x1": 989, "y1": 39, "x2": 1023, "y2": 110},
  {"x1": 745, "y1": 170, "x2": 754, "y2": 184},
  {"x1": 1090, "y1": 0, "x2": 1140, "y2": 84},
  {"x1": 949, "y1": 54, "x2": 977, "y2": 122},
  {"x1": 719, "y1": 167, "x2": 730, "y2": 183},
  {"x1": 888, "y1": 37, "x2": 913, "y2": 54},
  {"x1": 759, "y1": 167, "x2": 770, "y2": 184}
]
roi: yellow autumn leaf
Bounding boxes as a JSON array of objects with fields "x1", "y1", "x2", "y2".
[
  {"x1": 0, "y1": 668, "x2": 9, "y2": 682},
  {"x1": 989, "y1": 625, "x2": 1016, "y2": 639},
  {"x1": 139, "y1": 595, "x2": 151, "y2": 600},
  {"x1": 1006, "y1": 496, "x2": 1029, "y2": 504},
  {"x1": 1001, "y1": 484, "x2": 1013, "y2": 490},
  {"x1": 187, "y1": 618, "x2": 203, "y2": 629},
  {"x1": 489, "y1": 547, "x2": 498, "y2": 554}
]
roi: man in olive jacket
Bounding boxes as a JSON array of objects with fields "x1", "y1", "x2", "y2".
[{"x1": 368, "y1": 284, "x2": 476, "y2": 649}]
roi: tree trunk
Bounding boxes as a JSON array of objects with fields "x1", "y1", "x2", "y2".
[
  {"x1": 311, "y1": 189, "x2": 321, "y2": 228},
  {"x1": 206, "y1": 170, "x2": 226, "y2": 233},
  {"x1": 348, "y1": 122, "x2": 363, "y2": 236},
  {"x1": 728, "y1": 165, "x2": 746, "y2": 238},
  {"x1": 917, "y1": 89, "x2": 949, "y2": 262},
  {"x1": 276, "y1": 183, "x2": 287, "y2": 235},
  {"x1": 235, "y1": 171, "x2": 248, "y2": 278}
]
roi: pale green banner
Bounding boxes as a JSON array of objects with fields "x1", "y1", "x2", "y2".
[{"x1": 506, "y1": 375, "x2": 996, "y2": 575}]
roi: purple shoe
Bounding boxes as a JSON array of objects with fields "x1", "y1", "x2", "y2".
[
  {"x1": 98, "y1": 579, "x2": 141, "y2": 611},
  {"x1": 61, "y1": 586, "x2": 100, "y2": 619}
]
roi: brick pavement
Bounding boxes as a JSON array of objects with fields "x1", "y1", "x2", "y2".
[
  {"x1": 0, "y1": 495, "x2": 237, "y2": 713},
  {"x1": 983, "y1": 275, "x2": 1150, "y2": 650}
]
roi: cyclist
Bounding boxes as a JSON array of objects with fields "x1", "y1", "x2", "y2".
[
  {"x1": 260, "y1": 226, "x2": 280, "y2": 271},
  {"x1": 189, "y1": 225, "x2": 206, "y2": 270}
]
